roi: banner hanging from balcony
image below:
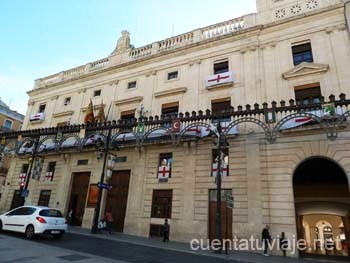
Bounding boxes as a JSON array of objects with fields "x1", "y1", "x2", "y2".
[
  {"x1": 212, "y1": 163, "x2": 228, "y2": 177},
  {"x1": 158, "y1": 165, "x2": 170, "y2": 179},
  {"x1": 19, "y1": 173, "x2": 27, "y2": 185},
  {"x1": 205, "y1": 71, "x2": 234, "y2": 88},
  {"x1": 84, "y1": 100, "x2": 95, "y2": 124},
  {"x1": 44, "y1": 172, "x2": 54, "y2": 181}
]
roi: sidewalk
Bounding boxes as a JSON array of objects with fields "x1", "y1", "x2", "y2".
[{"x1": 67, "y1": 227, "x2": 344, "y2": 263}]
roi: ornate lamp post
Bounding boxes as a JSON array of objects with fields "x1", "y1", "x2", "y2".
[{"x1": 91, "y1": 126, "x2": 113, "y2": 234}]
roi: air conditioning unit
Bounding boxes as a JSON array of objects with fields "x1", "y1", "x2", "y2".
[{"x1": 30, "y1": 112, "x2": 45, "y2": 122}]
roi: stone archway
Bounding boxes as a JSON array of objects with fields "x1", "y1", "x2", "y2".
[{"x1": 293, "y1": 156, "x2": 350, "y2": 258}]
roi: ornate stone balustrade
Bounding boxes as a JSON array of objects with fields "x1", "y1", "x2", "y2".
[{"x1": 34, "y1": 14, "x2": 255, "y2": 88}]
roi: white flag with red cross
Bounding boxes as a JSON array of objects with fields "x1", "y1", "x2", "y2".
[
  {"x1": 212, "y1": 163, "x2": 228, "y2": 177},
  {"x1": 158, "y1": 165, "x2": 170, "y2": 179},
  {"x1": 19, "y1": 173, "x2": 27, "y2": 184},
  {"x1": 205, "y1": 71, "x2": 234, "y2": 88},
  {"x1": 44, "y1": 172, "x2": 54, "y2": 182}
]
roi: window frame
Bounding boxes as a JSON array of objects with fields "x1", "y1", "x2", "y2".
[
  {"x1": 151, "y1": 189, "x2": 173, "y2": 219},
  {"x1": 167, "y1": 71, "x2": 179, "y2": 81},
  {"x1": 38, "y1": 104, "x2": 46, "y2": 113},
  {"x1": 127, "y1": 81, "x2": 137, "y2": 89},
  {"x1": 3, "y1": 119, "x2": 13, "y2": 130},
  {"x1": 38, "y1": 190, "x2": 51, "y2": 207},
  {"x1": 294, "y1": 83, "x2": 321, "y2": 105},
  {"x1": 213, "y1": 60, "x2": 229, "y2": 74},
  {"x1": 93, "y1": 90, "x2": 101, "y2": 97},
  {"x1": 158, "y1": 152, "x2": 173, "y2": 178},
  {"x1": 64, "y1": 97, "x2": 71, "y2": 105},
  {"x1": 292, "y1": 42, "x2": 313, "y2": 66}
]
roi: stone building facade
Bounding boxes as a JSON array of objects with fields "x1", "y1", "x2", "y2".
[
  {"x1": 1, "y1": 0, "x2": 350, "y2": 258},
  {"x1": 0, "y1": 99, "x2": 24, "y2": 200}
]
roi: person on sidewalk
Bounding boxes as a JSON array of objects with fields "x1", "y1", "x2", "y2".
[
  {"x1": 105, "y1": 210, "x2": 114, "y2": 234},
  {"x1": 163, "y1": 219, "x2": 170, "y2": 242},
  {"x1": 67, "y1": 209, "x2": 73, "y2": 226},
  {"x1": 97, "y1": 219, "x2": 105, "y2": 234},
  {"x1": 280, "y1": 232, "x2": 288, "y2": 257},
  {"x1": 262, "y1": 225, "x2": 271, "y2": 256}
]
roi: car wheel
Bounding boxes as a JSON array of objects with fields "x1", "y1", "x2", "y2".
[
  {"x1": 25, "y1": 225, "x2": 35, "y2": 239},
  {"x1": 52, "y1": 233, "x2": 63, "y2": 239},
  {"x1": 0, "y1": 220, "x2": 3, "y2": 232}
]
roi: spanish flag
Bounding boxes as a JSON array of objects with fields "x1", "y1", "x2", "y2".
[{"x1": 84, "y1": 100, "x2": 95, "y2": 123}]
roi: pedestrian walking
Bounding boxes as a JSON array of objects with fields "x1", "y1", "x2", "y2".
[
  {"x1": 67, "y1": 209, "x2": 73, "y2": 226},
  {"x1": 105, "y1": 210, "x2": 114, "y2": 234},
  {"x1": 97, "y1": 220, "x2": 105, "y2": 234},
  {"x1": 280, "y1": 232, "x2": 288, "y2": 257},
  {"x1": 163, "y1": 219, "x2": 170, "y2": 242},
  {"x1": 262, "y1": 225, "x2": 271, "y2": 256}
]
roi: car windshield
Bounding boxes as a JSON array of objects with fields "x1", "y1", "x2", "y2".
[{"x1": 39, "y1": 209, "x2": 63, "y2": 218}]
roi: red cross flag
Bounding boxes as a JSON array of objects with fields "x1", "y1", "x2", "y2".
[
  {"x1": 19, "y1": 173, "x2": 27, "y2": 184},
  {"x1": 212, "y1": 163, "x2": 228, "y2": 177},
  {"x1": 44, "y1": 172, "x2": 54, "y2": 182},
  {"x1": 158, "y1": 166, "x2": 170, "y2": 179},
  {"x1": 205, "y1": 71, "x2": 234, "y2": 88}
]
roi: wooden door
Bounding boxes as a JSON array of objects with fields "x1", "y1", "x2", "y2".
[
  {"x1": 68, "y1": 172, "x2": 90, "y2": 226},
  {"x1": 209, "y1": 201, "x2": 233, "y2": 240},
  {"x1": 105, "y1": 170, "x2": 130, "y2": 232},
  {"x1": 10, "y1": 190, "x2": 24, "y2": 210}
]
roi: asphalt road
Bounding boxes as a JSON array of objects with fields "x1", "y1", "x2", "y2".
[{"x1": 32, "y1": 232, "x2": 233, "y2": 263}]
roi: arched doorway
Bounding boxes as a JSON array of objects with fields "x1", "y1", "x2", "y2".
[{"x1": 293, "y1": 157, "x2": 350, "y2": 259}]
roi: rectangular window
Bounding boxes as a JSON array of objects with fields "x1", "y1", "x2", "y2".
[
  {"x1": 128, "y1": 81, "x2": 137, "y2": 89},
  {"x1": 151, "y1": 189, "x2": 173, "y2": 218},
  {"x1": 161, "y1": 102, "x2": 179, "y2": 119},
  {"x1": 167, "y1": 71, "x2": 178, "y2": 80},
  {"x1": 77, "y1": 159, "x2": 88, "y2": 165},
  {"x1": 213, "y1": 60, "x2": 229, "y2": 74},
  {"x1": 211, "y1": 98, "x2": 231, "y2": 122},
  {"x1": 47, "y1": 162, "x2": 56, "y2": 173},
  {"x1": 3, "y1": 119, "x2": 13, "y2": 130},
  {"x1": 294, "y1": 83, "x2": 321, "y2": 105},
  {"x1": 212, "y1": 148, "x2": 229, "y2": 177},
  {"x1": 158, "y1": 153, "x2": 173, "y2": 179},
  {"x1": 120, "y1": 110, "x2": 135, "y2": 122},
  {"x1": 39, "y1": 104, "x2": 46, "y2": 113},
  {"x1": 94, "y1": 90, "x2": 101, "y2": 97},
  {"x1": 64, "y1": 97, "x2": 71, "y2": 105},
  {"x1": 21, "y1": 164, "x2": 29, "y2": 173},
  {"x1": 292, "y1": 42, "x2": 313, "y2": 66},
  {"x1": 38, "y1": 190, "x2": 51, "y2": 207}
]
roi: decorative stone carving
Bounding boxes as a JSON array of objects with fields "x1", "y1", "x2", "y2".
[
  {"x1": 282, "y1": 62, "x2": 329, "y2": 80},
  {"x1": 111, "y1": 30, "x2": 131, "y2": 55}
]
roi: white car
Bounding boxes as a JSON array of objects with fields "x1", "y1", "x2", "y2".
[{"x1": 0, "y1": 206, "x2": 67, "y2": 239}]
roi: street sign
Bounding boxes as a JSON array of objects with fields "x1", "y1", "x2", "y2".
[
  {"x1": 21, "y1": 189, "x2": 29, "y2": 198},
  {"x1": 226, "y1": 194, "x2": 234, "y2": 209},
  {"x1": 98, "y1": 183, "x2": 112, "y2": 190}
]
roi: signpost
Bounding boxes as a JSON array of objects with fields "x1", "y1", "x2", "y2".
[
  {"x1": 225, "y1": 193, "x2": 233, "y2": 254},
  {"x1": 97, "y1": 182, "x2": 112, "y2": 191}
]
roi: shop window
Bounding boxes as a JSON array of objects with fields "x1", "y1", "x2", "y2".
[
  {"x1": 151, "y1": 189, "x2": 172, "y2": 218},
  {"x1": 294, "y1": 83, "x2": 321, "y2": 105},
  {"x1": 38, "y1": 190, "x2": 51, "y2": 207},
  {"x1": 292, "y1": 42, "x2": 313, "y2": 66}
]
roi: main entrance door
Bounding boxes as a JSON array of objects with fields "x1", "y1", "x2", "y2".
[
  {"x1": 209, "y1": 189, "x2": 233, "y2": 240},
  {"x1": 10, "y1": 190, "x2": 24, "y2": 210},
  {"x1": 68, "y1": 172, "x2": 90, "y2": 226},
  {"x1": 105, "y1": 170, "x2": 131, "y2": 232},
  {"x1": 293, "y1": 157, "x2": 350, "y2": 259}
]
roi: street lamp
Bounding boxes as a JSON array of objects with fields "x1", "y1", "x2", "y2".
[
  {"x1": 91, "y1": 126, "x2": 114, "y2": 234},
  {"x1": 209, "y1": 120, "x2": 229, "y2": 253}
]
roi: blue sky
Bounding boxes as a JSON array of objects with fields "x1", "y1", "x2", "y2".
[{"x1": 0, "y1": 0, "x2": 256, "y2": 114}]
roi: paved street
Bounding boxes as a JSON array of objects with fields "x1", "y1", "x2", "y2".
[{"x1": 0, "y1": 229, "x2": 347, "y2": 263}]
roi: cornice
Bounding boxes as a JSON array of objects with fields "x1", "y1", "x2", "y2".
[
  {"x1": 52, "y1": 111, "x2": 74, "y2": 118},
  {"x1": 114, "y1": 96, "x2": 143, "y2": 106},
  {"x1": 154, "y1": 87, "x2": 187, "y2": 98}
]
